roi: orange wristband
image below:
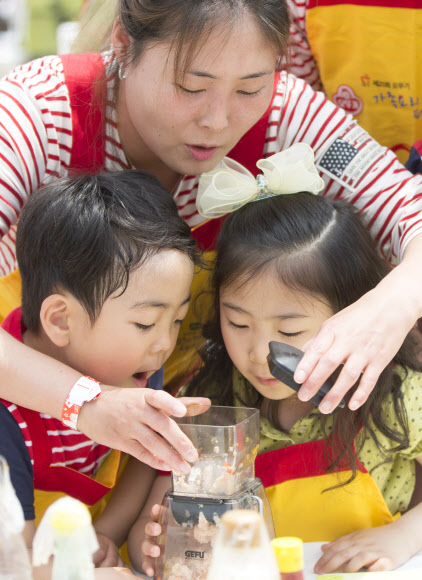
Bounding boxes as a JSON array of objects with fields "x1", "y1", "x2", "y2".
[{"x1": 61, "y1": 376, "x2": 101, "y2": 430}]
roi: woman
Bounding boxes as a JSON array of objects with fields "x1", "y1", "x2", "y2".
[{"x1": 0, "y1": 0, "x2": 421, "y2": 466}]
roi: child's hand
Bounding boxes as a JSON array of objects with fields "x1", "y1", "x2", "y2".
[
  {"x1": 314, "y1": 523, "x2": 415, "y2": 574},
  {"x1": 141, "y1": 504, "x2": 163, "y2": 578},
  {"x1": 93, "y1": 533, "x2": 126, "y2": 568}
]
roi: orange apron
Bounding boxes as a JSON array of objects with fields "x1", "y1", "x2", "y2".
[
  {"x1": 306, "y1": 0, "x2": 422, "y2": 164},
  {"x1": 255, "y1": 438, "x2": 397, "y2": 542}
]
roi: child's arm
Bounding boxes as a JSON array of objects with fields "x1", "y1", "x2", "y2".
[
  {"x1": 93, "y1": 455, "x2": 157, "y2": 563},
  {"x1": 314, "y1": 453, "x2": 422, "y2": 574},
  {"x1": 126, "y1": 475, "x2": 171, "y2": 576}
]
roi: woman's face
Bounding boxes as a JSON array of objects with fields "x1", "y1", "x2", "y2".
[
  {"x1": 220, "y1": 268, "x2": 334, "y2": 401},
  {"x1": 114, "y1": 13, "x2": 279, "y2": 177}
]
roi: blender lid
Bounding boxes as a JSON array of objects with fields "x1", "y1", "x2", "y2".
[{"x1": 267, "y1": 341, "x2": 345, "y2": 409}]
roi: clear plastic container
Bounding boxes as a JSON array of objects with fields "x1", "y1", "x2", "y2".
[{"x1": 172, "y1": 406, "x2": 260, "y2": 498}]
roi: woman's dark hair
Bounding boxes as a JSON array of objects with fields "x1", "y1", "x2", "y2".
[
  {"x1": 186, "y1": 192, "x2": 420, "y2": 485},
  {"x1": 114, "y1": 0, "x2": 290, "y2": 77},
  {"x1": 16, "y1": 170, "x2": 199, "y2": 333}
]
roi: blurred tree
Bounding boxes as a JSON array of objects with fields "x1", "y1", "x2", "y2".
[{"x1": 24, "y1": 0, "x2": 81, "y2": 58}]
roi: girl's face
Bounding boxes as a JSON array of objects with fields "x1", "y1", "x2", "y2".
[
  {"x1": 114, "y1": 13, "x2": 278, "y2": 177},
  {"x1": 220, "y1": 268, "x2": 334, "y2": 400}
]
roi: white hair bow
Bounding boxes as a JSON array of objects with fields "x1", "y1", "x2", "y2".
[{"x1": 196, "y1": 143, "x2": 325, "y2": 218}]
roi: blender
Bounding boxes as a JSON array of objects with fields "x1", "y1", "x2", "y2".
[{"x1": 154, "y1": 405, "x2": 274, "y2": 580}]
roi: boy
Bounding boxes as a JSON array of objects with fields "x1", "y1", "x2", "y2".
[{"x1": 0, "y1": 170, "x2": 205, "y2": 572}]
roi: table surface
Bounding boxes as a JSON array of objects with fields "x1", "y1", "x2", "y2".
[
  {"x1": 137, "y1": 543, "x2": 422, "y2": 579},
  {"x1": 303, "y1": 543, "x2": 422, "y2": 579}
]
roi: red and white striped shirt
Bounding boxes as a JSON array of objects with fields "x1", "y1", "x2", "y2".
[
  {"x1": 0, "y1": 307, "x2": 110, "y2": 476},
  {"x1": 0, "y1": 52, "x2": 421, "y2": 275},
  {"x1": 2, "y1": 402, "x2": 110, "y2": 475}
]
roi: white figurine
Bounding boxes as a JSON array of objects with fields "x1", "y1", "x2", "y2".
[
  {"x1": 0, "y1": 455, "x2": 33, "y2": 579},
  {"x1": 33, "y1": 496, "x2": 99, "y2": 580}
]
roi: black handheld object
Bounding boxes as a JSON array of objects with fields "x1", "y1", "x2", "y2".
[{"x1": 267, "y1": 341, "x2": 345, "y2": 409}]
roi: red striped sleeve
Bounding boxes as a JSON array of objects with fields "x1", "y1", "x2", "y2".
[
  {"x1": 0, "y1": 55, "x2": 73, "y2": 274},
  {"x1": 0, "y1": 89, "x2": 47, "y2": 174},
  {"x1": 0, "y1": 119, "x2": 36, "y2": 191}
]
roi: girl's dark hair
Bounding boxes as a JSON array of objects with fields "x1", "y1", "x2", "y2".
[
  {"x1": 17, "y1": 170, "x2": 199, "y2": 333},
  {"x1": 186, "y1": 192, "x2": 420, "y2": 484},
  {"x1": 115, "y1": 0, "x2": 290, "y2": 77}
]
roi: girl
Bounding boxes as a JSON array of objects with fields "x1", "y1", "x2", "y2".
[
  {"x1": 0, "y1": 0, "x2": 422, "y2": 468},
  {"x1": 140, "y1": 145, "x2": 422, "y2": 575}
]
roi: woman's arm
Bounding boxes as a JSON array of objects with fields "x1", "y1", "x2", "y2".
[
  {"x1": 0, "y1": 328, "x2": 204, "y2": 470},
  {"x1": 0, "y1": 58, "x2": 71, "y2": 256},
  {"x1": 275, "y1": 74, "x2": 422, "y2": 411},
  {"x1": 295, "y1": 233, "x2": 422, "y2": 412}
]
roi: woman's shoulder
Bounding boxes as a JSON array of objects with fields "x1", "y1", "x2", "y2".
[
  {"x1": 0, "y1": 55, "x2": 70, "y2": 117},
  {"x1": 267, "y1": 71, "x2": 352, "y2": 156},
  {"x1": 272, "y1": 70, "x2": 329, "y2": 107},
  {"x1": 4, "y1": 55, "x2": 66, "y2": 87},
  {"x1": 2, "y1": 52, "x2": 106, "y2": 100}
]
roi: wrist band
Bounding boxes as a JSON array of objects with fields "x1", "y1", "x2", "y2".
[{"x1": 61, "y1": 376, "x2": 101, "y2": 430}]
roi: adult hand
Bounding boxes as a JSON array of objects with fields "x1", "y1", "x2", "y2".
[
  {"x1": 141, "y1": 504, "x2": 163, "y2": 578},
  {"x1": 314, "y1": 521, "x2": 415, "y2": 574},
  {"x1": 78, "y1": 389, "x2": 211, "y2": 472},
  {"x1": 294, "y1": 243, "x2": 422, "y2": 413},
  {"x1": 93, "y1": 533, "x2": 125, "y2": 568}
]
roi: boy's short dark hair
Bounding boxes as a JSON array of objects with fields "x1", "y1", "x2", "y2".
[{"x1": 17, "y1": 170, "x2": 199, "y2": 333}]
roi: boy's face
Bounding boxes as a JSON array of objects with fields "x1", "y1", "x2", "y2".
[
  {"x1": 219, "y1": 268, "x2": 333, "y2": 401},
  {"x1": 63, "y1": 250, "x2": 194, "y2": 388}
]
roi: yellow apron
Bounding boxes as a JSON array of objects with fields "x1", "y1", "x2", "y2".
[
  {"x1": 0, "y1": 268, "x2": 21, "y2": 322},
  {"x1": 164, "y1": 249, "x2": 215, "y2": 391},
  {"x1": 255, "y1": 438, "x2": 397, "y2": 541},
  {"x1": 34, "y1": 450, "x2": 124, "y2": 527},
  {"x1": 307, "y1": 0, "x2": 422, "y2": 164}
]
